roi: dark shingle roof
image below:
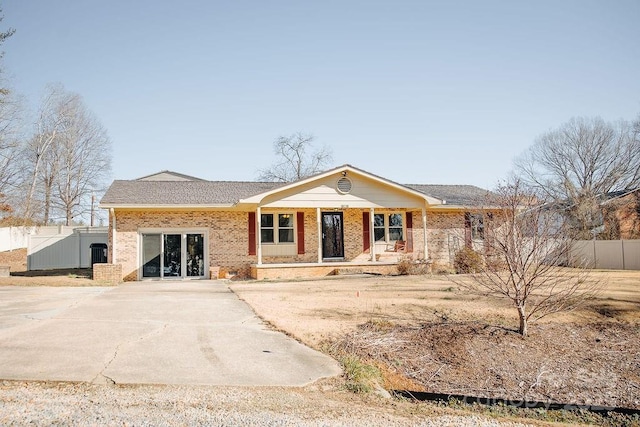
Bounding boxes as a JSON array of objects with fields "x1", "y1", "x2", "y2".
[
  {"x1": 101, "y1": 180, "x2": 283, "y2": 205},
  {"x1": 405, "y1": 184, "x2": 491, "y2": 206},
  {"x1": 100, "y1": 166, "x2": 491, "y2": 207}
]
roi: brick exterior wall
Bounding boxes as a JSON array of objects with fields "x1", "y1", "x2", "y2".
[
  {"x1": 110, "y1": 208, "x2": 467, "y2": 281},
  {"x1": 93, "y1": 263, "x2": 122, "y2": 284},
  {"x1": 426, "y1": 211, "x2": 466, "y2": 267},
  {"x1": 113, "y1": 209, "x2": 258, "y2": 281}
]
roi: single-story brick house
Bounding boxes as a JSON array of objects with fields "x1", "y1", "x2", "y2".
[
  {"x1": 99, "y1": 164, "x2": 490, "y2": 281},
  {"x1": 601, "y1": 188, "x2": 640, "y2": 239}
]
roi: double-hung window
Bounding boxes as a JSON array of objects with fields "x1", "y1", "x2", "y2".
[
  {"x1": 467, "y1": 213, "x2": 484, "y2": 240},
  {"x1": 261, "y1": 213, "x2": 295, "y2": 244},
  {"x1": 373, "y1": 213, "x2": 404, "y2": 242}
]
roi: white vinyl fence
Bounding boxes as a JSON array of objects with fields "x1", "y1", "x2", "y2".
[
  {"x1": 0, "y1": 227, "x2": 35, "y2": 252},
  {"x1": 27, "y1": 226, "x2": 108, "y2": 270},
  {"x1": 570, "y1": 240, "x2": 640, "y2": 270}
]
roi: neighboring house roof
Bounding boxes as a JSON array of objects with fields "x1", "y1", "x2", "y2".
[
  {"x1": 600, "y1": 188, "x2": 640, "y2": 205},
  {"x1": 100, "y1": 164, "x2": 490, "y2": 208},
  {"x1": 135, "y1": 170, "x2": 207, "y2": 182},
  {"x1": 406, "y1": 184, "x2": 491, "y2": 206}
]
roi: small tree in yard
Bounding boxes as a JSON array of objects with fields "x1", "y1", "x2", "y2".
[{"x1": 453, "y1": 179, "x2": 601, "y2": 337}]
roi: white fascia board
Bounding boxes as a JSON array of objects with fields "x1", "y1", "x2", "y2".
[{"x1": 99, "y1": 203, "x2": 235, "y2": 209}]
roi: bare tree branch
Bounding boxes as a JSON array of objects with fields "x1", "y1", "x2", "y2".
[{"x1": 257, "y1": 132, "x2": 333, "y2": 182}]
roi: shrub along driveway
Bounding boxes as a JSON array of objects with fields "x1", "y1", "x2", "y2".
[{"x1": 0, "y1": 281, "x2": 341, "y2": 386}]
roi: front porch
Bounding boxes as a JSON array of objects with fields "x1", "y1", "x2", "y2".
[{"x1": 250, "y1": 259, "x2": 401, "y2": 280}]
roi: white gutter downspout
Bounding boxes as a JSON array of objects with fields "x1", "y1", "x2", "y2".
[
  {"x1": 257, "y1": 206, "x2": 262, "y2": 265},
  {"x1": 110, "y1": 208, "x2": 117, "y2": 264},
  {"x1": 370, "y1": 208, "x2": 375, "y2": 262},
  {"x1": 317, "y1": 208, "x2": 322, "y2": 263},
  {"x1": 422, "y1": 207, "x2": 428, "y2": 260}
]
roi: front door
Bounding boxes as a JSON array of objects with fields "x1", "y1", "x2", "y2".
[{"x1": 322, "y1": 212, "x2": 344, "y2": 259}]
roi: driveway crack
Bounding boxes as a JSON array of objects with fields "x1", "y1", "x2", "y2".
[{"x1": 91, "y1": 322, "x2": 168, "y2": 385}]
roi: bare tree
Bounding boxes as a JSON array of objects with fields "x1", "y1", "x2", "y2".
[
  {"x1": 452, "y1": 179, "x2": 601, "y2": 337},
  {"x1": 515, "y1": 116, "x2": 640, "y2": 239},
  {"x1": 0, "y1": 6, "x2": 14, "y2": 63},
  {"x1": 53, "y1": 95, "x2": 111, "y2": 225},
  {"x1": 21, "y1": 85, "x2": 111, "y2": 225},
  {"x1": 22, "y1": 85, "x2": 76, "y2": 222},
  {"x1": 0, "y1": 89, "x2": 22, "y2": 207},
  {"x1": 257, "y1": 133, "x2": 333, "y2": 182},
  {"x1": 0, "y1": 6, "x2": 17, "y2": 215}
]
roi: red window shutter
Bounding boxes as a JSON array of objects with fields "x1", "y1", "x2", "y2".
[
  {"x1": 362, "y1": 212, "x2": 370, "y2": 252},
  {"x1": 297, "y1": 212, "x2": 305, "y2": 254},
  {"x1": 248, "y1": 212, "x2": 256, "y2": 256},
  {"x1": 406, "y1": 212, "x2": 414, "y2": 252}
]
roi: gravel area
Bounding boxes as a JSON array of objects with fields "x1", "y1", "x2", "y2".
[{"x1": 0, "y1": 381, "x2": 534, "y2": 426}]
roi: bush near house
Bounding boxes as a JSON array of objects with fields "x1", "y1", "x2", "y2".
[{"x1": 453, "y1": 247, "x2": 482, "y2": 274}]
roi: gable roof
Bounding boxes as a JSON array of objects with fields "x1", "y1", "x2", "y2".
[
  {"x1": 238, "y1": 164, "x2": 443, "y2": 205},
  {"x1": 100, "y1": 165, "x2": 490, "y2": 208}
]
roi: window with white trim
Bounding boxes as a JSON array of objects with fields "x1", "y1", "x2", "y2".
[
  {"x1": 261, "y1": 213, "x2": 295, "y2": 244},
  {"x1": 373, "y1": 213, "x2": 404, "y2": 242}
]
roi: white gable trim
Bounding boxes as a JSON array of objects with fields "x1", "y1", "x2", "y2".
[{"x1": 238, "y1": 164, "x2": 443, "y2": 206}]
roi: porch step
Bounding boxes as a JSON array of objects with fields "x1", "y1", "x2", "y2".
[{"x1": 332, "y1": 267, "x2": 364, "y2": 276}]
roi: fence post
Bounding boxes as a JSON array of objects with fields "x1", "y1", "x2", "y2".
[{"x1": 621, "y1": 240, "x2": 625, "y2": 270}]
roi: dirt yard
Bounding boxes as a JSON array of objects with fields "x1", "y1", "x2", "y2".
[{"x1": 230, "y1": 272, "x2": 640, "y2": 411}]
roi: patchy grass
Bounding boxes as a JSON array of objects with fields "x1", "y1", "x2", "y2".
[{"x1": 338, "y1": 355, "x2": 382, "y2": 394}]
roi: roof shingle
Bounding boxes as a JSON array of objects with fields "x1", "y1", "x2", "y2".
[{"x1": 100, "y1": 168, "x2": 491, "y2": 207}]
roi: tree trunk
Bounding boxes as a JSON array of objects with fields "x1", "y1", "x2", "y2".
[
  {"x1": 518, "y1": 304, "x2": 528, "y2": 336},
  {"x1": 24, "y1": 154, "x2": 41, "y2": 222},
  {"x1": 43, "y1": 177, "x2": 52, "y2": 224}
]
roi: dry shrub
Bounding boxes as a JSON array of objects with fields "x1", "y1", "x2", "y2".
[
  {"x1": 453, "y1": 247, "x2": 483, "y2": 274},
  {"x1": 397, "y1": 255, "x2": 431, "y2": 275},
  {"x1": 431, "y1": 262, "x2": 455, "y2": 275}
]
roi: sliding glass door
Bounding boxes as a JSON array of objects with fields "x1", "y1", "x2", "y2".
[{"x1": 141, "y1": 232, "x2": 205, "y2": 279}]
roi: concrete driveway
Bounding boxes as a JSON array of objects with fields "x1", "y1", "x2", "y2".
[{"x1": 0, "y1": 281, "x2": 341, "y2": 386}]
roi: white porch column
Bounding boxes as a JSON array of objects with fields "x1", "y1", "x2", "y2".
[
  {"x1": 422, "y1": 207, "x2": 429, "y2": 259},
  {"x1": 370, "y1": 208, "x2": 375, "y2": 262},
  {"x1": 257, "y1": 207, "x2": 262, "y2": 265},
  {"x1": 317, "y1": 208, "x2": 322, "y2": 263},
  {"x1": 110, "y1": 208, "x2": 117, "y2": 263}
]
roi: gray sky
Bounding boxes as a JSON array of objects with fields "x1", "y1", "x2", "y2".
[{"x1": 3, "y1": 1, "x2": 639, "y2": 188}]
